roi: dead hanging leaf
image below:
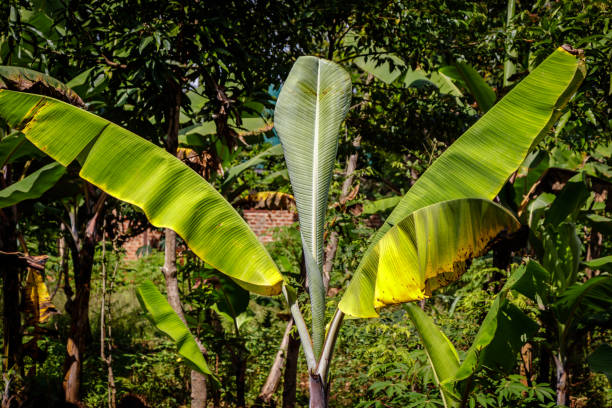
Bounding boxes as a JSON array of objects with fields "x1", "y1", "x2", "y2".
[
  {"x1": 0, "y1": 66, "x2": 84, "y2": 107},
  {"x1": 176, "y1": 148, "x2": 224, "y2": 179},
  {"x1": 24, "y1": 269, "x2": 59, "y2": 325},
  {"x1": 236, "y1": 191, "x2": 296, "y2": 210}
]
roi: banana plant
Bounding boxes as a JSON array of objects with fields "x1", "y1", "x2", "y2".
[{"x1": 0, "y1": 45, "x2": 585, "y2": 407}]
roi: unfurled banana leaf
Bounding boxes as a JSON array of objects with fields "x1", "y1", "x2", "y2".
[
  {"x1": 340, "y1": 46, "x2": 586, "y2": 318},
  {"x1": 136, "y1": 281, "x2": 212, "y2": 376},
  {"x1": 0, "y1": 90, "x2": 283, "y2": 296},
  {"x1": 274, "y1": 56, "x2": 351, "y2": 355},
  {"x1": 0, "y1": 65, "x2": 84, "y2": 106},
  {"x1": 0, "y1": 162, "x2": 66, "y2": 209},
  {"x1": 342, "y1": 199, "x2": 520, "y2": 316}
]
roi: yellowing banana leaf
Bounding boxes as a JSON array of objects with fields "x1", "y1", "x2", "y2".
[
  {"x1": 340, "y1": 46, "x2": 586, "y2": 318},
  {"x1": 0, "y1": 162, "x2": 66, "y2": 209},
  {"x1": 0, "y1": 90, "x2": 283, "y2": 296},
  {"x1": 0, "y1": 65, "x2": 84, "y2": 107},
  {"x1": 343, "y1": 199, "x2": 519, "y2": 316},
  {"x1": 24, "y1": 269, "x2": 58, "y2": 325},
  {"x1": 136, "y1": 281, "x2": 212, "y2": 376},
  {"x1": 274, "y1": 56, "x2": 352, "y2": 355}
]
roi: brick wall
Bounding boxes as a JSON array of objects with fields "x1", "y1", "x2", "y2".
[
  {"x1": 243, "y1": 209, "x2": 297, "y2": 243},
  {"x1": 122, "y1": 228, "x2": 162, "y2": 261}
]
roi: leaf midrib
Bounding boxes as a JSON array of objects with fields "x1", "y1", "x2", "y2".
[{"x1": 311, "y1": 59, "x2": 321, "y2": 261}]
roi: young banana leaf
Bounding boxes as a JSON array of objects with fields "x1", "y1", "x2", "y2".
[{"x1": 274, "y1": 55, "x2": 352, "y2": 355}]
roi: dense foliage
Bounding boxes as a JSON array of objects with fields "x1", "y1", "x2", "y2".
[{"x1": 0, "y1": 1, "x2": 610, "y2": 407}]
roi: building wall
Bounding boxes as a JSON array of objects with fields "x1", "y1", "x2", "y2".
[{"x1": 242, "y1": 209, "x2": 297, "y2": 243}]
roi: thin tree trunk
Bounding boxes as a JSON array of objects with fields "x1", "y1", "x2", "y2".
[
  {"x1": 163, "y1": 82, "x2": 208, "y2": 407},
  {"x1": 259, "y1": 320, "x2": 294, "y2": 404},
  {"x1": 281, "y1": 330, "x2": 300, "y2": 408},
  {"x1": 63, "y1": 192, "x2": 106, "y2": 403},
  {"x1": 553, "y1": 352, "x2": 568, "y2": 406},
  {"x1": 100, "y1": 227, "x2": 117, "y2": 408},
  {"x1": 63, "y1": 237, "x2": 95, "y2": 402},
  {"x1": 233, "y1": 347, "x2": 247, "y2": 408}
]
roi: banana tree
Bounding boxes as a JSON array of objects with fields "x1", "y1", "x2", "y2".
[{"x1": 0, "y1": 45, "x2": 585, "y2": 406}]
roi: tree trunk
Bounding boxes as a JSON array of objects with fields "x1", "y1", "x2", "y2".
[
  {"x1": 100, "y1": 229, "x2": 117, "y2": 408},
  {"x1": 162, "y1": 82, "x2": 208, "y2": 408},
  {"x1": 553, "y1": 353, "x2": 568, "y2": 406},
  {"x1": 63, "y1": 192, "x2": 106, "y2": 403},
  {"x1": 63, "y1": 235, "x2": 96, "y2": 403},
  {"x1": 281, "y1": 330, "x2": 300, "y2": 408},
  {"x1": 233, "y1": 346, "x2": 247, "y2": 408},
  {"x1": 259, "y1": 319, "x2": 294, "y2": 404},
  {"x1": 190, "y1": 369, "x2": 207, "y2": 408}
]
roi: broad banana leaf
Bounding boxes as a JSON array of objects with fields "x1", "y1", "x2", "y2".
[
  {"x1": 0, "y1": 90, "x2": 283, "y2": 295},
  {"x1": 136, "y1": 281, "x2": 212, "y2": 376},
  {"x1": 0, "y1": 65, "x2": 84, "y2": 106},
  {"x1": 24, "y1": 269, "x2": 58, "y2": 325},
  {"x1": 545, "y1": 173, "x2": 589, "y2": 225},
  {"x1": 345, "y1": 199, "x2": 520, "y2": 315},
  {"x1": 439, "y1": 63, "x2": 496, "y2": 112},
  {"x1": 340, "y1": 46, "x2": 586, "y2": 318},
  {"x1": 478, "y1": 302, "x2": 538, "y2": 373},
  {"x1": 274, "y1": 56, "x2": 351, "y2": 355},
  {"x1": 0, "y1": 162, "x2": 66, "y2": 209}
]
